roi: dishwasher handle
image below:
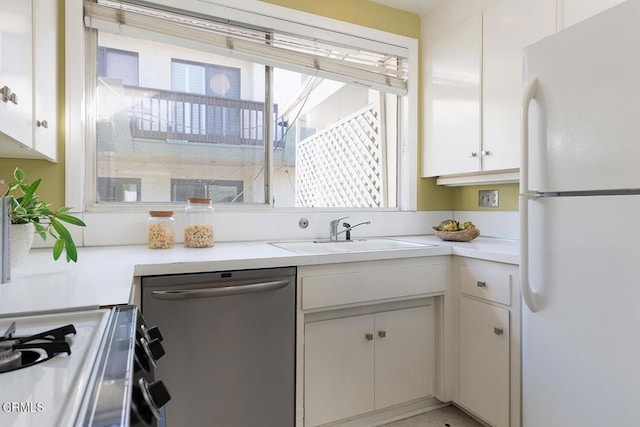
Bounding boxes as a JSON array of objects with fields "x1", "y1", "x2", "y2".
[{"x1": 150, "y1": 279, "x2": 290, "y2": 300}]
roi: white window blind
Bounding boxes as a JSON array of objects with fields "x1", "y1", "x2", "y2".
[{"x1": 83, "y1": 0, "x2": 408, "y2": 95}]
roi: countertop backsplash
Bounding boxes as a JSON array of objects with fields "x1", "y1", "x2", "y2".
[
  {"x1": 30, "y1": 210, "x2": 519, "y2": 248},
  {"x1": 452, "y1": 211, "x2": 519, "y2": 240}
]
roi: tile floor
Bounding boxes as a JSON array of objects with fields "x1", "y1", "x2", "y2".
[{"x1": 381, "y1": 405, "x2": 484, "y2": 427}]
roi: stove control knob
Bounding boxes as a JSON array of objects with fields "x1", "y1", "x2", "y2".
[
  {"x1": 140, "y1": 324, "x2": 163, "y2": 342},
  {"x1": 147, "y1": 338, "x2": 165, "y2": 361},
  {"x1": 139, "y1": 378, "x2": 171, "y2": 420},
  {"x1": 148, "y1": 380, "x2": 171, "y2": 408},
  {"x1": 140, "y1": 337, "x2": 165, "y2": 368},
  {"x1": 147, "y1": 326, "x2": 163, "y2": 342}
]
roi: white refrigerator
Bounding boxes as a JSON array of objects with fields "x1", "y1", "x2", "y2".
[{"x1": 520, "y1": 1, "x2": 640, "y2": 425}]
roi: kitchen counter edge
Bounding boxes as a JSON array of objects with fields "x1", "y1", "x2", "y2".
[{"x1": 0, "y1": 235, "x2": 518, "y2": 317}]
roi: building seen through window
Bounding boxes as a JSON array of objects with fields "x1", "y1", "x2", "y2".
[{"x1": 89, "y1": 2, "x2": 403, "y2": 208}]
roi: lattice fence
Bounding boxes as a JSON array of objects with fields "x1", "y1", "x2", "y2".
[{"x1": 296, "y1": 104, "x2": 384, "y2": 207}]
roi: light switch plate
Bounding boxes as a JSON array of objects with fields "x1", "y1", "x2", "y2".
[{"x1": 479, "y1": 189, "x2": 499, "y2": 207}]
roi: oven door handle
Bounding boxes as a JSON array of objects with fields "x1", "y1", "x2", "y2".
[{"x1": 150, "y1": 279, "x2": 290, "y2": 300}]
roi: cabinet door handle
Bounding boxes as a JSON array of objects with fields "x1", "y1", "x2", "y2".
[
  {"x1": 481, "y1": 150, "x2": 491, "y2": 156},
  {"x1": 494, "y1": 327, "x2": 504, "y2": 336},
  {"x1": 470, "y1": 151, "x2": 478, "y2": 157},
  {"x1": 36, "y1": 120, "x2": 48, "y2": 128},
  {"x1": 1, "y1": 85, "x2": 17, "y2": 105},
  {"x1": 378, "y1": 330, "x2": 386, "y2": 338},
  {"x1": 476, "y1": 280, "x2": 487, "y2": 288},
  {"x1": 365, "y1": 333, "x2": 374, "y2": 341}
]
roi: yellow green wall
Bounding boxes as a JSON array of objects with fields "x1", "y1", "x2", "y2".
[{"x1": 451, "y1": 183, "x2": 519, "y2": 211}]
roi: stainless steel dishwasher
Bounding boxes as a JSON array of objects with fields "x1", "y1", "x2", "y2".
[{"x1": 141, "y1": 266, "x2": 296, "y2": 427}]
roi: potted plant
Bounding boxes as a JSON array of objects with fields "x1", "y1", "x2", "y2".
[{"x1": 2, "y1": 167, "x2": 86, "y2": 264}]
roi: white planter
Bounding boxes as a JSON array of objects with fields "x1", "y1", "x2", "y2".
[{"x1": 10, "y1": 223, "x2": 35, "y2": 268}]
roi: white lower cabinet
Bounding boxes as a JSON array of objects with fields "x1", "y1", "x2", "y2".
[
  {"x1": 459, "y1": 297, "x2": 509, "y2": 427},
  {"x1": 304, "y1": 305, "x2": 434, "y2": 426},
  {"x1": 375, "y1": 307, "x2": 435, "y2": 409},
  {"x1": 454, "y1": 257, "x2": 520, "y2": 427},
  {"x1": 304, "y1": 315, "x2": 375, "y2": 426},
  {"x1": 298, "y1": 257, "x2": 447, "y2": 427}
]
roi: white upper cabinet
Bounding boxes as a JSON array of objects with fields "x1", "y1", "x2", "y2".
[
  {"x1": 424, "y1": 14, "x2": 482, "y2": 177},
  {"x1": 563, "y1": 0, "x2": 627, "y2": 28},
  {"x1": 32, "y1": 0, "x2": 58, "y2": 161},
  {"x1": 0, "y1": 0, "x2": 33, "y2": 148},
  {"x1": 423, "y1": 0, "x2": 556, "y2": 183},
  {"x1": 482, "y1": 0, "x2": 556, "y2": 172},
  {"x1": 0, "y1": 0, "x2": 57, "y2": 162}
]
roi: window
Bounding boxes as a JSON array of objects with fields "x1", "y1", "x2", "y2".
[
  {"x1": 97, "y1": 177, "x2": 141, "y2": 202},
  {"x1": 97, "y1": 47, "x2": 139, "y2": 86},
  {"x1": 80, "y1": 0, "x2": 416, "y2": 210},
  {"x1": 171, "y1": 60, "x2": 242, "y2": 140},
  {"x1": 171, "y1": 178, "x2": 244, "y2": 203}
]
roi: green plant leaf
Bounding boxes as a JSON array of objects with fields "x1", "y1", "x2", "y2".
[
  {"x1": 50, "y1": 218, "x2": 72, "y2": 243},
  {"x1": 6, "y1": 168, "x2": 83, "y2": 263},
  {"x1": 55, "y1": 213, "x2": 87, "y2": 227},
  {"x1": 14, "y1": 167, "x2": 25, "y2": 182},
  {"x1": 65, "y1": 237, "x2": 78, "y2": 262},
  {"x1": 20, "y1": 179, "x2": 41, "y2": 206},
  {"x1": 53, "y1": 239, "x2": 64, "y2": 260}
]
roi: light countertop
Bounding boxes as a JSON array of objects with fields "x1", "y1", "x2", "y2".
[{"x1": 0, "y1": 236, "x2": 518, "y2": 317}]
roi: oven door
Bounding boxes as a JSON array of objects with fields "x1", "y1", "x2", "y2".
[{"x1": 75, "y1": 306, "x2": 170, "y2": 427}]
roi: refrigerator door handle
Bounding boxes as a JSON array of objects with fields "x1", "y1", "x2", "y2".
[{"x1": 520, "y1": 77, "x2": 539, "y2": 313}]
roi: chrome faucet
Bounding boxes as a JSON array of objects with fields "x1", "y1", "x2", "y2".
[
  {"x1": 329, "y1": 216, "x2": 371, "y2": 241},
  {"x1": 329, "y1": 216, "x2": 348, "y2": 241},
  {"x1": 341, "y1": 221, "x2": 371, "y2": 241}
]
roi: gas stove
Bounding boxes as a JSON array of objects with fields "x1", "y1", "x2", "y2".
[
  {"x1": 0, "y1": 306, "x2": 170, "y2": 427},
  {"x1": 0, "y1": 321, "x2": 76, "y2": 373}
]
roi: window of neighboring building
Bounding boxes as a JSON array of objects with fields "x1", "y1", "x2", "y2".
[
  {"x1": 171, "y1": 60, "x2": 242, "y2": 140},
  {"x1": 171, "y1": 178, "x2": 244, "y2": 203},
  {"x1": 81, "y1": 0, "x2": 415, "y2": 210},
  {"x1": 97, "y1": 47, "x2": 139, "y2": 86},
  {"x1": 97, "y1": 177, "x2": 141, "y2": 202}
]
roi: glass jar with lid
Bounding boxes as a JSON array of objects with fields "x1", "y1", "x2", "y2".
[
  {"x1": 147, "y1": 211, "x2": 175, "y2": 249},
  {"x1": 184, "y1": 198, "x2": 214, "y2": 248}
]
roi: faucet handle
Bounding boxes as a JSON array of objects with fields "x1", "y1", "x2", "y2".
[{"x1": 330, "y1": 216, "x2": 349, "y2": 226}]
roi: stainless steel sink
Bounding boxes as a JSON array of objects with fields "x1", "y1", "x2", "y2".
[{"x1": 269, "y1": 238, "x2": 435, "y2": 255}]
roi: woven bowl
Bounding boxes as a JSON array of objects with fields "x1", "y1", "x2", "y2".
[{"x1": 432, "y1": 226, "x2": 480, "y2": 242}]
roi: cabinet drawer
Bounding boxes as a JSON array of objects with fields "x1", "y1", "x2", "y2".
[
  {"x1": 302, "y1": 263, "x2": 446, "y2": 310},
  {"x1": 459, "y1": 266, "x2": 511, "y2": 305}
]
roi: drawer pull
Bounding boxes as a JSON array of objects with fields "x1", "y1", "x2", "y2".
[
  {"x1": 365, "y1": 333, "x2": 373, "y2": 341},
  {"x1": 378, "y1": 330, "x2": 386, "y2": 338},
  {"x1": 36, "y1": 120, "x2": 48, "y2": 128},
  {"x1": 494, "y1": 327, "x2": 504, "y2": 336},
  {"x1": 476, "y1": 280, "x2": 487, "y2": 288}
]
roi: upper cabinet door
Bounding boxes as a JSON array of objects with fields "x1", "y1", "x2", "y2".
[
  {"x1": 0, "y1": 0, "x2": 33, "y2": 147},
  {"x1": 482, "y1": 0, "x2": 556, "y2": 172},
  {"x1": 563, "y1": 0, "x2": 627, "y2": 28},
  {"x1": 424, "y1": 14, "x2": 482, "y2": 177},
  {"x1": 32, "y1": 0, "x2": 58, "y2": 161}
]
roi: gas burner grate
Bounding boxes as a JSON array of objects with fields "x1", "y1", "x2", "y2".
[{"x1": 0, "y1": 322, "x2": 77, "y2": 373}]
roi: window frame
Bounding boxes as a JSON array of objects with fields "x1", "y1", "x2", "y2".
[{"x1": 65, "y1": 0, "x2": 418, "y2": 213}]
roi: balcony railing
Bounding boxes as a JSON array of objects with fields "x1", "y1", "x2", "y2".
[{"x1": 123, "y1": 85, "x2": 282, "y2": 148}]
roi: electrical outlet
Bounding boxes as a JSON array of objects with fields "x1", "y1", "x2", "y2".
[{"x1": 479, "y1": 190, "x2": 499, "y2": 207}]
